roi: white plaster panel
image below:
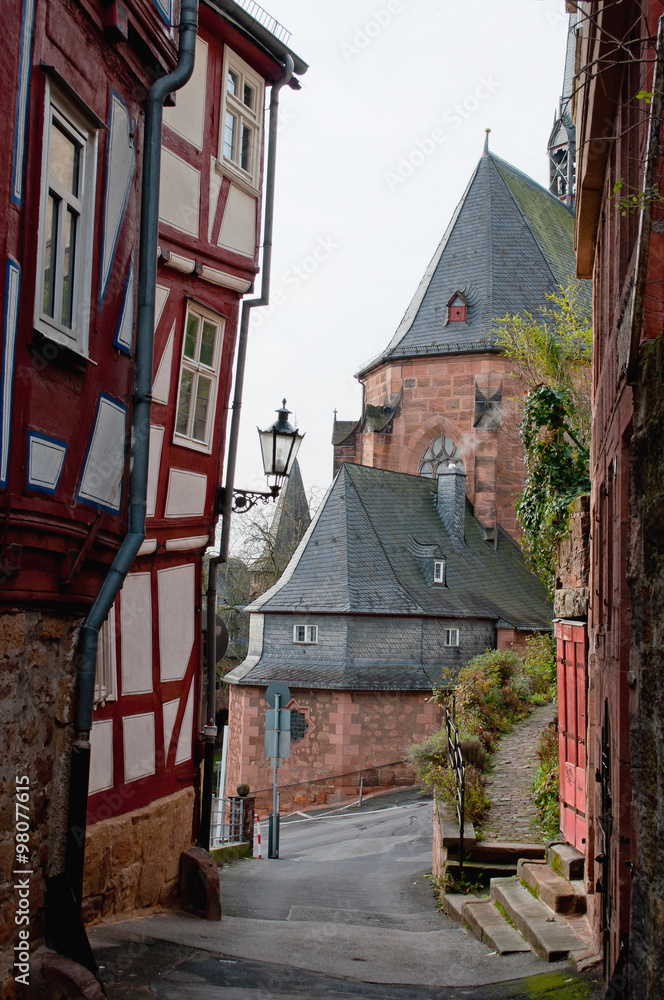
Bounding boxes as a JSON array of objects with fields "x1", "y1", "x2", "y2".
[
  {"x1": 152, "y1": 320, "x2": 175, "y2": 405},
  {"x1": 123, "y1": 712, "x2": 155, "y2": 783},
  {"x1": 120, "y1": 572, "x2": 153, "y2": 694},
  {"x1": 77, "y1": 396, "x2": 126, "y2": 511},
  {"x1": 175, "y1": 680, "x2": 195, "y2": 764},
  {"x1": 208, "y1": 157, "x2": 222, "y2": 242},
  {"x1": 163, "y1": 36, "x2": 208, "y2": 148},
  {"x1": 114, "y1": 260, "x2": 134, "y2": 353},
  {"x1": 146, "y1": 424, "x2": 165, "y2": 519},
  {"x1": 163, "y1": 698, "x2": 179, "y2": 759},
  {"x1": 164, "y1": 468, "x2": 207, "y2": 517},
  {"x1": 137, "y1": 538, "x2": 157, "y2": 556},
  {"x1": 101, "y1": 94, "x2": 135, "y2": 299},
  {"x1": 27, "y1": 434, "x2": 66, "y2": 492},
  {"x1": 154, "y1": 284, "x2": 169, "y2": 330},
  {"x1": 159, "y1": 148, "x2": 200, "y2": 236},
  {"x1": 89, "y1": 719, "x2": 114, "y2": 793},
  {"x1": 158, "y1": 563, "x2": 195, "y2": 682},
  {"x1": 164, "y1": 535, "x2": 209, "y2": 551},
  {"x1": 218, "y1": 184, "x2": 256, "y2": 257}
]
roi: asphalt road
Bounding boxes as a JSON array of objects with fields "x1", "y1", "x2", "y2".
[{"x1": 90, "y1": 789, "x2": 603, "y2": 999}]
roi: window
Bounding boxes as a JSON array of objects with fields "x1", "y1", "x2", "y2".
[
  {"x1": 447, "y1": 292, "x2": 467, "y2": 323},
  {"x1": 94, "y1": 606, "x2": 118, "y2": 708},
  {"x1": 419, "y1": 435, "x2": 464, "y2": 477},
  {"x1": 444, "y1": 628, "x2": 459, "y2": 647},
  {"x1": 221, "y1": 51, "x2": 263, "y2": 188},
  {"x1": 35, "y1": 82, "x2": 98, "y2": 354},
  {"x1": 174, "y1": 303, "x2": 225, "y2": 452},
  {"x1": 293, "y1": 624, "x2": 318, "y2": 644},
  {"x1": 433, "y1": 558, "x2": 446, "y2": 584}
]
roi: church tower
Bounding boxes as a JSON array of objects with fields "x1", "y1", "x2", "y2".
[{"x1": 332, "y1": 136, "x2": 584, "y2": 542}]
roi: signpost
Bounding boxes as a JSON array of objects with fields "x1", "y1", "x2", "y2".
[{"x1": 264, "y1": 682, "x2": 291, "y2": 859}]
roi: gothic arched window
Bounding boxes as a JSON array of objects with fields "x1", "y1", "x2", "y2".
[{"x1": 418, "y1": 435, "x2": 464, "y2": 477}]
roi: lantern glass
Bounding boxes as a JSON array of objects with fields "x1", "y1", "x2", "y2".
[{"x1": 257, "y1": 400, "x2": 304, "y2": 483}]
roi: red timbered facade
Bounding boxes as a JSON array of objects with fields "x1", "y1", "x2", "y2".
[{"x1": 1, "y1": 0, "x2": 305, "y2": 981}]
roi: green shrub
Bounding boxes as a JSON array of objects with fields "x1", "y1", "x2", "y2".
[
  {"x1": 459, "y1": 739, "x2": 488, "y2": 771},
  {"x1": 532, "y1": 720, "x2": 560, "y2": 839}
]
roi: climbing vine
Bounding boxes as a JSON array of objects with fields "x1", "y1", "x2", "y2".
[{"x1": 516, "y1": 386, "x2": 591, "y2": 593}]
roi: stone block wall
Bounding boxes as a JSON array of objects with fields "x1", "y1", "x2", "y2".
[
  {"x1": 334, "y1": 353, "x2": 526, "y2": 540},
  {"x1": 226, "y1": 685, "x2": 442, "y2": 814},
  {"x1": 0, "y1": 610, "x2": 81, "y2": 999},
  {"x1": 554, "y1": 495, "x2": 590, "y2": 620},
  {"x1": 82, "y1": 786, "x2": 196, "y2": 924}
]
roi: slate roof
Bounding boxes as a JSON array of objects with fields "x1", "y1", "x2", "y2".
[
  {"x1": 246, "y1": 463, "x2": 551, "y2": 623},
  {"x1": 357, "y1": 148, "x2": 588, "y2": 376},
  {"x1": 225, "y1": 464, "x2": 552, "y2": 690},
  {"x1": 331, "y1": 419, "x2": 359, "y2": 446}
]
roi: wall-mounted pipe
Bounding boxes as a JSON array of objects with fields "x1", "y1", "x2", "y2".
[
  {"x1": 200, "y1": 53, "x2": 294, "y2": 850},
  {"x1": 63, "y1": 0, "x2": 199, "y2": 927}
]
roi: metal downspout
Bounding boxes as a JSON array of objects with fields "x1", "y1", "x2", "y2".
[
  {"x1": 65, "y1": 0, "x2": 199, "y2": 909},
  {"x1": 200, "y1": 54, "x2": 294, "y2": 850}
]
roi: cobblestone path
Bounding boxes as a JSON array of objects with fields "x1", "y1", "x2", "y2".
[{"x1": 481, "y1": 702, "x2": 556, "y2": 843}]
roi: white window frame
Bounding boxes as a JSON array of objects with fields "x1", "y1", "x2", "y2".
[
  {"x1": 433, "y1": 558, "x2": 446, "y2": 584},
  {"x1": 219, "y1": 49, "x2": 263, "y2": 192},
  {"x1": 293, "y1": 624, "x2": 318, "y2": 645},
  {"x1": 444, "y1": 628, "x2": 460, "y2": 647},
  {"x1": 94, "y1": 605, "x2": 118, "y2": 708},
  {"x1": 173, "y1": 301, "x2": 225, "y2": 454},
  {"x1": 34, "y1": 80, "x2": 98, "y2": 356}
]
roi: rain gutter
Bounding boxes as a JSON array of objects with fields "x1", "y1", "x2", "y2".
[{"x1": 64, "y1": 0, "x2": 199, "y2": 908}]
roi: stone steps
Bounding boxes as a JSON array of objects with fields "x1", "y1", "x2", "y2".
[
  {"x1": 490, "y1": 876, "x2": 586, "y2": 962},
  {"x1": 464, "y1": 899, "x2": 532, "y2": 955},
  {"x1": 519, "y1": 862, "x2": 586, "y2": 914},
  {"x1": 441, "y1": 842, "x2": 588, "y2": 964}
]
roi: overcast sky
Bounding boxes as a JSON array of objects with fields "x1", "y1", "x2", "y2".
[{"x1": 228, "y1": 0, "x2": 571, "y2": 504}]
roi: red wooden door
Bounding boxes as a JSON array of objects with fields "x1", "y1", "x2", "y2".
[{"x1": 555, "y1": 620, "x2": 588, "y2": 853}]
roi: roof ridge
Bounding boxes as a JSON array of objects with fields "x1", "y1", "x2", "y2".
[{"x1": 488, "y1": 154, "x2": 561, "y2": 292}]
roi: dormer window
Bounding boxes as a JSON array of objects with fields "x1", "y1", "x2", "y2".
[
  {"x1": 433, "y1": 558, "x2": 446, "y2": 584},
  {"x1": 447, "y1": 292, "x2": 467, "y2": 323}
]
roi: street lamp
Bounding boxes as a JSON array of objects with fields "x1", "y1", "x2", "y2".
[{"x1": 216, "y1": 400, "x2": 304, "y2": 514}]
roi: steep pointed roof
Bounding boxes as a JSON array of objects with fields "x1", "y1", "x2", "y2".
[
  {"x1": 357, "y1": 147, "x2": 585, "y2": 376},
  {"x1": 251, "y1": 459, "x2": 310, "y2": 574}
]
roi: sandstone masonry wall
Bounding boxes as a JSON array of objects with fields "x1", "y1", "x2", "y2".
[
  {"x1": 226, "y1": 686, "x2": 442, "y2": 814},
  {"x1": 0, "y1": 610, "x2": 80, "y2": 999},
  {"x1": 82, "y1": 786, "x2": 196, "y2": 924}
]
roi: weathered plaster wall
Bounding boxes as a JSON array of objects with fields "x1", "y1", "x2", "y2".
[
  {"x1": 627, "y1": 336, "x2": 664, "y2": 997},
  {"x1": 226, "y1": 685, "x2": 442, "y2": 813},
  {"x1": 0, "y1": 611, "x2": 80, "y2": 998},
  {"x1": 82, "y1": 786, "x2": 196, "y2": 924}
]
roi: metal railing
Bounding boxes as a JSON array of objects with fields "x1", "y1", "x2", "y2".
[
  {"x1": 232, "y1": 0, "x2": 291, "y2": 43},
  {"x1": 445, "y1": 705, "x2": 465, "y2": 870},
  {"x1": 211, "y1": 790, "x2": 245, "y2": 847}
]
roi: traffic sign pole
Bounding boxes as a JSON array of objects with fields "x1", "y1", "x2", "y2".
[{"x1": 264, "y1": 682, "x2": 290, "y2": 860}]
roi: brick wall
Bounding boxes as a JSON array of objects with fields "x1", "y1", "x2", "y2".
[
  {"x1": 0, "y1": 611, "x2": 81, "y2": 997},
  {"x1": 226, "y1": 685, "x2": 442, "y2": 814}
]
